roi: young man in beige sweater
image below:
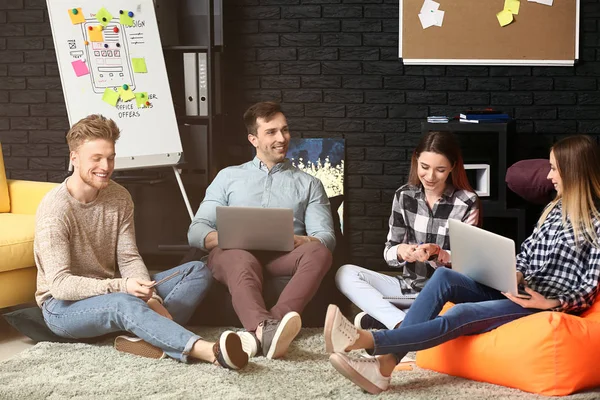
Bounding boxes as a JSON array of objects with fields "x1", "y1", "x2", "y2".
[{"x1": 35, "y1": 114, "x2": 247, "y2": 369}]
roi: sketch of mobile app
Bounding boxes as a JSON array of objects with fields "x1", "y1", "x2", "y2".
[{"x1": 82, "y1": 20, "x2": 135, "y2": 94}]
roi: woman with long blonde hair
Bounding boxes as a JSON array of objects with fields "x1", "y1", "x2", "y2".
[{"x1": 326, "y1": 135, "x2": 600, "y2": 394}]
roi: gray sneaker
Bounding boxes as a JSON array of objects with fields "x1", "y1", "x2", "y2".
[{"x1": 258, "y1": 311, "x2": 302, "y2": 359}]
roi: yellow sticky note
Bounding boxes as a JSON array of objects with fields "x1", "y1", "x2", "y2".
[
  {"x1": 96, "y1": 7, "x2": 113, "y2": 26},
  {"x1": 505, "y1": 0, "x2": 520, "y2": 14},
  {"x1": 496, "y1": 10, "x2": 513, "y2": 27},
  {"x1": 119, "y1": 87, "x2": 136, "y2": 102},
  {"x1": 131, "y1": 58, "x2": 147, "y2": 73},
  {"x1": 135, "y1": 92, "x2": 148, "y2": 107},
  {"x1": 102, "y1": 88, "x2": 119, "y2": 107},
  {"x1": 68, "y1": 8, "x2": 85, "y2": 24},
  {"x1": 119, "y1": 10, "x2": 135, "y2": 27},
  {"x1": 88, "y1": 26, "x2": 104, "y2": 42}
]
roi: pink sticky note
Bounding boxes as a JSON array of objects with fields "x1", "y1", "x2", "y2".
[{"x1": 71, "y1": 59, "x2": 89, "y2": 77}]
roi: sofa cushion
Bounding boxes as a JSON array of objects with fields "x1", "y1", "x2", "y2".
[
  {"x1": 0, "y1": 213, "x2": 36, "y2": 272},
  {"x1": 506, "y1": 159, "x2": 555, "y2": 205},
  {"x1": 416, "y1": 301, "x2": 600, "y2": 396},
  {"x1": 0, "y1": 143, "x2": 10, "y2": 213}
]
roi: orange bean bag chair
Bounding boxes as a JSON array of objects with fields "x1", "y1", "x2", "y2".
[{"x1": 416, "y1": 300, "x2": 600, "y2": 396}]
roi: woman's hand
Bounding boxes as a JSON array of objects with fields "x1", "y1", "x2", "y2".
[
  {"x1": 503, "y1": 286, "x2": 561, "y2": 310},
  {"x1": 397, "y1": 244, "x2": 418, "y2": 262},
  {"x1": 516, "y1": 271, "x2": 526, "y2": 286},
  {"x1": 414, "y1": 243, "x2": 441, "y2": 262},
  {"x1": 437, "y1": 248, "x2": 451, "y2": 265},
  {"x1": 398, "y1": 243, "x2": 442, "y2": 263}
]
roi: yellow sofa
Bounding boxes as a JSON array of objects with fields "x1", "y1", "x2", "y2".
[{"x1": 0, "y1": 143, "x2": 58, "y2": 308}]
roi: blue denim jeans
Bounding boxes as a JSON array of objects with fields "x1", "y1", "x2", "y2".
[
  {"x1": 371, "y1": 267, "x2": 542, "y2": 362},
  {"x1": 42, "y1": 261, "x2": 212, "y2": 362}
]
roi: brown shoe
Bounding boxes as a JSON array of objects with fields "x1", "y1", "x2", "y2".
[
  {"x1": 213, "y1": 330, "x2": 248, "y2": 370},
  {"x1": 258, "y1": 311, "x2": 302, "y2": 359},
  {"x1": 114, "y1": 336, "x2": 166, "y2": 359}
]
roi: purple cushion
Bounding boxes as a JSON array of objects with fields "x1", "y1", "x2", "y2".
[{"x1": 506, "y1": 159, "x2": 555, "y2": 204}]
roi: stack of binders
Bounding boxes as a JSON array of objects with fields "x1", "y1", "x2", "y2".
[
  {"x1": 183, "y1": 53, "x2": 208, "y2": 117},
  {"x1": 459, "y1": 110, "x2": 510, "y2": 123}
]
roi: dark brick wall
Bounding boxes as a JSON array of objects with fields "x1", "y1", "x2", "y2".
[
  {"x1": 221, "y1": 0, "x2": 600, "y2": 269},
  {"x1": 0, "y1": 0, "x2": 69, "y2": 182},
  {"x1": 2, "y1": 0, "x2": 600, "y2": 268}
]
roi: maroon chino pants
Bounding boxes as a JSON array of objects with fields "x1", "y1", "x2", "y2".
[{"x1": 207, "y1": 242, "x2": 332, "y2": 331}]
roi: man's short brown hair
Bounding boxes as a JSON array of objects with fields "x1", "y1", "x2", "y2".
[
  {"x1": 243, "y1": 101, "x2": 282, "y2": 135},
  {"x1": 66, "y1": 114, "x2": 121, "y2": 151}
]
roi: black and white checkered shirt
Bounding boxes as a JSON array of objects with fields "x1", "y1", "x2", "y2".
[
  {"x1": 384, "y1": 184, "x2": 479, "y2": 295},
  {"x1": 516, "y1": 200, "x2": 600, "y2": 314}
]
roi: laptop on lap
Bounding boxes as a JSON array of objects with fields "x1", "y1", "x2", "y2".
[
  {"x1": 448, "y1": 219, "x2": 520, "y2": 296},
  {"x1": 216, "y1": 206, "x2": 295, "y2": 252}
]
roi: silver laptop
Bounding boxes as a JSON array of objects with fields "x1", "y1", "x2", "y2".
[
  {"x1": 448, "y1": 219, "x2": 519, "y2": 296},
  {"x1": 216, "y1": 206, "x2": 294, "y2": 252}
]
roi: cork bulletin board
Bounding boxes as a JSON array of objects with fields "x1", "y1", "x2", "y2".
[{"x1": 399, "y1": 0, "x2": 579, "y2": 66}]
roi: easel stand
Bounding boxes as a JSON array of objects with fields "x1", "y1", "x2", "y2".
[{"x1": 173, "y1": 166, "x2": 194, "y2": 221}]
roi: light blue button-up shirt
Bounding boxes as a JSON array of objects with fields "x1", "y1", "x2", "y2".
[{"x1": 188, "y1": 157, "x2": 336, "y2": 252}]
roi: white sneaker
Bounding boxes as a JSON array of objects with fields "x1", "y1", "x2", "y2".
[
  {"x1": 324, "y1": 304, "x2": 359, "y2": 354},
  {"x1": 329, "y1": 353, "x2": 391, "y2": 394},
  {"x1": 236, "y1": 331, "x2": 260, "y2": 358}
]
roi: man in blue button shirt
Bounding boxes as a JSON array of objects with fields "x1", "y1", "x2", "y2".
[{"x1": 188, "y1": 101, "x2": 335, "y2": 360}]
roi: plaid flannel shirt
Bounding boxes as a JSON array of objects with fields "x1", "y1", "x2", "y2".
[
  {"x1": 384, "y1": 184, "x2": 479, "y2": 296},
  {"x1": 516, "y1": 200, "x2": 600, "y2": 314}
]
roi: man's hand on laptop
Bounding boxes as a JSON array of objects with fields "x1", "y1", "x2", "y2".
[{"x1": 294, "y1": 235, "x2": 313, "y2": 248}]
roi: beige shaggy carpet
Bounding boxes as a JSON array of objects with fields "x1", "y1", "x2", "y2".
[{"x1": 0, "y1": 328, "x2": 599, "y2": 400}]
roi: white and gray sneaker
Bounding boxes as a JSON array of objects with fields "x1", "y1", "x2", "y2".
[
  {"x1": 329, "y1": 353, "x2": 391, "y2": 394},
  {"x1": 236, "y1": 331, "x2": 260, "y2": 358},
  {"x1": 257, "y1": 311, "x2": 302, "y2": 359},
  {"x1": 324, "y1": 304, "x2": 359, "y2": 354}
]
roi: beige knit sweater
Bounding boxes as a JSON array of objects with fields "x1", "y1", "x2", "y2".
[{"x1": 34, "y1": 179, "x2": 157, "y2": 307}]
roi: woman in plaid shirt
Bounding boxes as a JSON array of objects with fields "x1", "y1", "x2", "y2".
[
  {"x1": 326, "y1": 135, "x2": 600, "y2": 394},
  {"x1": 336, "y1": 131, "x2": 480, "y2": 331}
]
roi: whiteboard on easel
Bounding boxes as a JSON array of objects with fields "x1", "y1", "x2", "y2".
[{"x1": 46, "y1": 0, "x2": 183, "y2": 170}]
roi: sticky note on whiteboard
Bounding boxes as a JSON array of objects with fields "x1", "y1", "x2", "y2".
[
  {"x1": 131, "y1": 58, "x2": 147, "y2": 73},
  {"x1": 118, "y1": 87, "x2": 136, "y2": 102},
  {"x1": 135, "y1": 92, "x2": 148, "y2": 107},
  {"x1": 71, "y1": 59, "x2": 89, "y2": 77},
  {"x1": 95, "y1": 7, "x2": 113, "y2": 26},
  {"x1": 102, "y1": 88, "x2": 119, "y2": 106},
  {"x1": 68, "y1": 8, "x2": 85, "y2": 24},
  {"x1": 88, "y1": 27, "x2": 104, "y2": 42},
  {"x1": 120, "y1": 10, "x2": 135, "y2": 26}
]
